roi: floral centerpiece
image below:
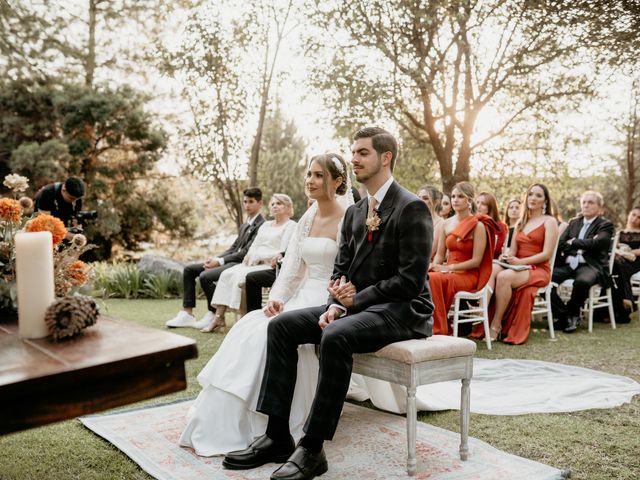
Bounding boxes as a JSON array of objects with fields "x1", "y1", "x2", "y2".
[{"x1": 0, "y1": 174, "x2": 93, "y2": 313}]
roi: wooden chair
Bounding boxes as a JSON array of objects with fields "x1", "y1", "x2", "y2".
[{"x1": 352, "y1": 336, "x2": 476, "y2": 476}]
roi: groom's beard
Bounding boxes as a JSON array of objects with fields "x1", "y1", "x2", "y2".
[{"x1": 354, "y1": 157, "x2": 383, "y2": 184}]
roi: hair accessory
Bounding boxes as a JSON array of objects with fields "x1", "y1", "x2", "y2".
[{"x1": 331, "y1": 156, "x2": 345, "y2": 174}]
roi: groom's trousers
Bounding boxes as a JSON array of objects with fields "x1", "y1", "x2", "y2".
[{"x1": 256, "y1": 305, "x2": 423, "y2": 440}]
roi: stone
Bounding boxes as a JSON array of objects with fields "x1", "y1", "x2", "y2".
[{"x1": 138, "y1": 255, "x2": 186, "y2": 280}]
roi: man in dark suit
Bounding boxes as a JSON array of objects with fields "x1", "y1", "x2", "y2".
[
  {"x1": 551, "y1": 191, "x2": 614, "y2": 333},
  {"x1": 222, "y1": 128, "x2": 434, "y2": 479},
  {"x1": 166, "y1": 187, "x2": 265, "y2": 329}
]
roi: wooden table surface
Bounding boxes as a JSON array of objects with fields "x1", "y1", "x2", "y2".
[{"x1": 0, "y1": 315, "x2": 198, "y2": 435}]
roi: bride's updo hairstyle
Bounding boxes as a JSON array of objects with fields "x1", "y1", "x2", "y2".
[{"x1": 309, "y1": 153, "x2": 348, "y2": 197}]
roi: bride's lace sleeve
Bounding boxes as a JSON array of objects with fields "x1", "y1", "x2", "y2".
[{"x1": 268, "y1": 204, "x2": 317, "y2": 304}]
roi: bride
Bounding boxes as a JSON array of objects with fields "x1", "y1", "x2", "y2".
[{"x1": 179, "y1": 153, "x2": 352, "y2": 456}]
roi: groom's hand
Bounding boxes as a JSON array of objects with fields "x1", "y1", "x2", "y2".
[
  {"x1": 319, "y1": 306, "x2": 343, "y2": 329},
  {"x1": 328, "y1": 276, "x2": 357, "y2": 308}
]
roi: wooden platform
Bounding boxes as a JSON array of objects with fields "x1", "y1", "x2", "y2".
[{"x1": 0, "y1": 315, "x2": 198, "y2": 435}]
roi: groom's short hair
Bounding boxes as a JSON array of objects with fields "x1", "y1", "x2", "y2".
[{"x1": 353, "y1": 127, "x2": 398, "y2": 172}]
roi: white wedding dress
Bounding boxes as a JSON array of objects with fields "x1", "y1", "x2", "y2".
[{"x1": 179, "y1": 236, "x2": 338, "y2": 456}]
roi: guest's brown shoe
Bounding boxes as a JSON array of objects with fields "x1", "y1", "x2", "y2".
[
  {"x1": 270, "y1": 445, "x2": 328, "y2": 480},
  {"x1": 222, "y1": 434, "x2": 295, "y2": 470}
]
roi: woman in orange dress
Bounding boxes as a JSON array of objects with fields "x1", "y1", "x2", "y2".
[
  {"x1": 476, "y1": 191, "x2": 508, "y2": 259},
  {"x1": 417, "y1": 185, "x2": 444, "y2": 259},
  {"x1": 481, "y1": 183, "x2": 559, "y2": 344},
  {"x1": 429, "y1": 182, "x2": 496, "y2": 335}
]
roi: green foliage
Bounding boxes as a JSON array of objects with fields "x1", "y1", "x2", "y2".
[
  {"x1": 257, "y1": 104, "x2": 308, "y2": 219},
  {"x1": 90, "y1": 262, "x2": 183, "y2": 299},
  {"x1": 0, "y1": 80, "x2": 198, "y2": 257}
]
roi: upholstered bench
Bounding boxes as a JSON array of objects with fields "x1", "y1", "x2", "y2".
[{"x1": 352, "y1": 335, "x2": 476, "y2": 476}]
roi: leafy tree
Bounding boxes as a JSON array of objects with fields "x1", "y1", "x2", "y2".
[
  {"x1": 0, "y1": 80, "x2": 197, "y2": 257},
  {"x1": 159, "y1": 7, "x2": 248, "y2": 228},
  {"x1": 257, "y1": 105, "x2": 308, "y2": 219},
  {"x1": 305, "y1": 0, "x2": 621, "y2": 192},
  {"x1": 247, "y1": 0, "x2": 296, "y2": 187}
]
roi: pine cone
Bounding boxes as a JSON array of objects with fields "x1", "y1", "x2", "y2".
[{"x1": 45, "y1": 296, "x2": 100, "y2": 341}]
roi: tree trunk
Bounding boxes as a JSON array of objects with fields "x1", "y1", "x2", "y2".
[{"x1": 86, "y1": 0, "x2": 97, "y2": 88}]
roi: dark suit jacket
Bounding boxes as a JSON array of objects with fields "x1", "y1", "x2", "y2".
[
  {"x1": 556, "y1": 215, "x2": 614, "y2": 286},
  {"x1": 329, "y1": 181, "x2": 434, "y2": 337},
  {"x1": 219, "y1": 213, "x2": 265, "y2": 264}
]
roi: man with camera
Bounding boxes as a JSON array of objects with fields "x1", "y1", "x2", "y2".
[{"x1": 34, "y1": 176, "x2": 89, "y2": 240}]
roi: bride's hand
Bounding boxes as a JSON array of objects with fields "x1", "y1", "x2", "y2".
[{"x1": 263, "y1": 300, "x2": 283, "y2": 317}]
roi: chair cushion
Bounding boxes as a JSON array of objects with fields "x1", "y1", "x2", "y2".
[{"x1": 370, "y1": 335, "x2": 476, "y2": 364}]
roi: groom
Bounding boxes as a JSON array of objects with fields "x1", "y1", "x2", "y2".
[{"x1": 223, "y1": 127, "x2": 434, "y2": 479}]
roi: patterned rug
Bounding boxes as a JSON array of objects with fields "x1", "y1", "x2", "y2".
[{"x1": 81, "y1": 400, "x2": 568, "y2": 480}]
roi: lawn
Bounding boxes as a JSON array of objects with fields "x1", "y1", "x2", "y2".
[{"x1": 0, "y1": 298, "x2": 638, "y2": 480}]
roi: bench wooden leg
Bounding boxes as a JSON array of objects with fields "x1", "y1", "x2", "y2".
[
  {"x1": 460, "y1": 378, "x2": 470, "y2": 461},
  {"x1": 406, "y1": 385, "x2": 417, "y2": 476}
]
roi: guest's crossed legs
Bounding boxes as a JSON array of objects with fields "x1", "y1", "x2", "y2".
[
  {"x1": 182, "y1": 262, "x2": 238, "y2": 312},
  {"x1": 257, "y1": 305, "x2": 421, "y2": 440},
  {"x1": 551, "y1": 264, "x2": 598, "y2": 317}
]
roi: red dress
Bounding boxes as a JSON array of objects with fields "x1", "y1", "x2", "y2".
[
  {"x1": 473, "y1": 223, "x2": 550, "y2": 344},
  {"x1": 429, "y1": 215, "x2": 496, "y2": 335},
  {"x1": 494, "y1": 222, "x2": 508, "y2": 259}
]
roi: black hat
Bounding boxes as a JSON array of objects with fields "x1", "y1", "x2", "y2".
[{"x1": 65, "y1": 177, "x2": 85, "y2": 198}]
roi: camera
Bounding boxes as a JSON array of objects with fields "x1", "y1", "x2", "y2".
[
  {"x1": 68, "y1": 210, "x2": 98, "y2": 234},
  {"x1": 76, "y1": 210, "x2": 98, "y2": 223}
]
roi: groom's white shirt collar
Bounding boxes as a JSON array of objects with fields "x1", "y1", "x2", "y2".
[{"x1": 367, "y1": 176, "x2": 394, "y2": 208}]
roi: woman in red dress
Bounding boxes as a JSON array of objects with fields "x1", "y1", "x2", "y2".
[
  {"x1": 429, "y1": 182, "x2": 496, "y2": 335},
  {"x1": 484, "y1": 183, "x2": 559, "y2": 344},
  {"x1": 476, "y1": 191, "x2": 508, "y2": 259}
]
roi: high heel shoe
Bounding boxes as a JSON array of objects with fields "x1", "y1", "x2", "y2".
[
  {"x1": 489, "y1": 325, "x2": 501, "y2": 342},
  {"x1": 201, "y1": 314, "x2": 226, "y2": 333}
]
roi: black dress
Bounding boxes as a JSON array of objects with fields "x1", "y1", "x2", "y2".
[{"x1": 611, "y1": 230, "x2": 640, "y2": 322}]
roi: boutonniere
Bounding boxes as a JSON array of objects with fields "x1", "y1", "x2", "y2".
[{"x1": 366, "y1": 211, "x2": 382, "y2": 241}]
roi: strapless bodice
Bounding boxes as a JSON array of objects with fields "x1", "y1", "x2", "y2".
[{"x1": 302, "y1": 237, "x2": 338, "y2": 281}]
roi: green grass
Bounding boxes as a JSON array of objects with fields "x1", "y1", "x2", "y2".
[{"x1": 0, "y1": 300, "x2": 638, "y2": 480}]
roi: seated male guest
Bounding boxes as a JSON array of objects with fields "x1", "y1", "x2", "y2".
[
  {"x1": 551, "y1": 191, "x2": 614, "y2": 333},
  {"x1": 166, "y1": 187, "x2": 265, "y2": 329}
]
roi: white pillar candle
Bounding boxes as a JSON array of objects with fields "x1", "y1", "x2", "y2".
[{"x1": 16, "y1": 231, "x2": 55, "y2": 339}]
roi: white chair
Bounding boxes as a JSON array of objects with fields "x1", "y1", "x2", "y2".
[
  {"x1": 630, "y1": 271, "x2": 640, "y2": 312},
  {"x1": 558, "y1": 233, "x2": 618, "y2": 333},
  {"x1": 531, "y1": 237, "x2": 560, "y2": 339},
  {"x1": 451, "y1": 284, "x2": 492, "y2": 350}
]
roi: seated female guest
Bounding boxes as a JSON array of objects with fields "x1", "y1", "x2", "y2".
[
  {"x1": 477, "y1": 183, "x2": 559, "y2": 344},
  {"x1": 429, "y1": 182, "x2": 497, "y2": 335},
  {"x1": 503, "y1": 198, "x2": 522, "y2": 248},
  {"x1": 202, "y1": 194, "x2": 296, "y2": 332},
  {"x1": 611, "y1": 206, "x2": 640, "y2": 323},
  {"x1": 417, "y1": 185, "x2": 444, "y2": 258},
  {"x1": 441, "y1": 193, "x2": 453, "y2": 218},
  {"x1": 476, "y1": 191, "x2": 508, "y2": 258}
]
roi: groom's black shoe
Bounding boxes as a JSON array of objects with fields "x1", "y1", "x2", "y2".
[
  {"x1": 270, "y1": 445, "x2": 328, "y2": 480},
  {"x1": 222, "y1": 434, "x2": 295, "y2": 470}
]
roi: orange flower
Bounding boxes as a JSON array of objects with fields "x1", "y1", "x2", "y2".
[
  {"x1": 26, "y1": 214, "x2": 67, "y2": 245},
  {"x1": 65, "y1": 260, "x2": 89, "y2": 286},
  {"x1": 0, "y1": 198, "x2": 22, "y2": 222}
]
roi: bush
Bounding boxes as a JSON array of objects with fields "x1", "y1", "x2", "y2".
[{"x1": 90, "y1": 262, "x2": 185, "y2": 300}]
